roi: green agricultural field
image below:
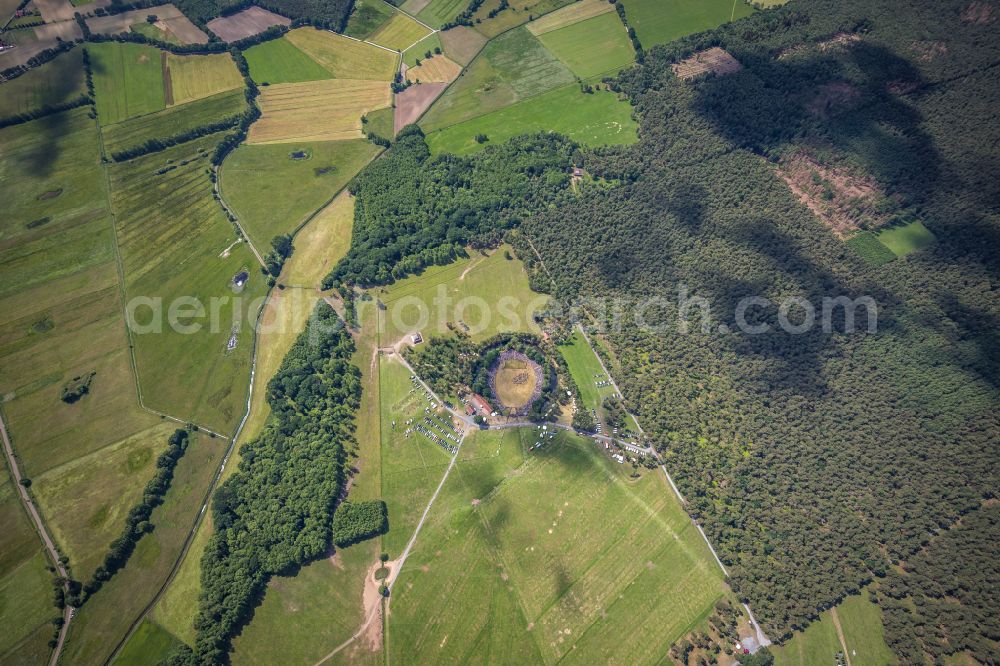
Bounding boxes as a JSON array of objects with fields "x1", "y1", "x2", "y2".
[
  {"x1": 244, "y1": 37, "x2": 332, "y2": 85},
  {"x1": 286, "y1": 27, "x2": 399, "y2": 81},
  {"x1": 101, "y1": 89, "x2": 247, "y2": 157},
  {"x1": 420, "y1": 26, "x2": 575, "y2": 132},
  {"x1": 412, "y1": 0, "x2": 466, "y2": 28},
  {"x1": 112, "y1": 619, "x2": 183, "y2": 666},
  {"x1": 558, "y1": 330, "x2": 617, "y2": 412},
  {"x1": 107, "y1": 133, "x2": 266, "y2": 432},
  {"x1": 619, "y1": 0, "x2": 754, "y2": 48},
  {"x1": 402, "y1": 31, "x2": 443, "y2": 67},
  {"x1": 89, "y1": 42, "x2": 166, "y2": 125},
  {"x1": 345, "y1": 0, "x2": 395, "y2": 38},
  {"x1": 0, "y1": 108, "x2": 171, "y2": 583},
  {"x1": 373, "y1": 246, "x2": 548, "y2": 345},
  {"x1": 364, "y1": 105, "x2": 395, "y2": 138},
  {"x1": 535, "y1": 11, "x2": 634, "y2": 78},
  {"x1": 220, "y1": 139, "x2": 380, "y2": 252},
  {"x1": 165, "y1": 52, "x2": 244, "y2": 106},
  {"x1": 388, "y1": 428, "x2": 727, "y2": 664},
  {"x1": 876, "y1": 220, "x2": 936, "y2": 256},
  {"x1": 0, "y1": 476, "x2": 54, "y2": 665},
  {"x1": 424, "y1": 81, "x2": 637, "y2": 155},
  {"x1": 368, "y1": 11, "x2": 432, "y2": 51},
  {"x1": 0, "y1": 48, "x2": 85, "y2": 120},
  {"x1": 59, "y1": 432, "x2": 227, "y2": 666}
]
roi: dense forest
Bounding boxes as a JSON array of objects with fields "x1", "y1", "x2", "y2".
[
  {"x1": 167, "y1": 305, "x2": 360, "y2": 664},
  {"x1": 324, "y1": 0, "x2": 1000, "y2": 659},
  {"x1": 324, "y1": 127, "x2": 577, "y2": 288},
  {"x1": 511, "y1": 0, "x2": 1000, "y2": 656}
]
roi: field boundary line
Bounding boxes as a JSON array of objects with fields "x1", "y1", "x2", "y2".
[
  {"x1": 214, "y1": 165, "x2": 267, "y2": 267},
  {"x1": 0, "y1": 406, "x2": 71, "y2": 666}
]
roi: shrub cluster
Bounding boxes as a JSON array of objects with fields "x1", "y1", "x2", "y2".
[{"x1": 332, "y1": 500, "x2": 388, "y2": 547}]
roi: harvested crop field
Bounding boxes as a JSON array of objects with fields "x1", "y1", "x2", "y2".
[
  {"x1": 166, "y1": 52, "x2": 243, "y2": 105},
  {"x1": 248, "y1": 79, "x2": 392, "y2": 144},
  {"x1": 206, "y1": 6, "x2": 290, "y2": 42},
  {"x1": 672, "y1": 47, "x2": 742, "y2": 80},
  {"x1": 286, "y1": 27, "x2": 398, "y2": 80},
  {"x1": 403, "y1": 53, "x2": 461, "y2": 83},
  {"x1": 395, "y1": 82, "x2": 447, "y2": 133},
  {"x1": 86, "y1": 4, "x2": 208, "y2": 44},
  {"x1": 438, "y1": 25, "x2": 488, "y2": 65},
  {"x1": 368, "y1": 11, "x2": 432, "y2": 51},
  {"x1": 526, "y1": 0, "x2": 613, "y2": 35}
]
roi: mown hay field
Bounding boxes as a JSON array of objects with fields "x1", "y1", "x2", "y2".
[
  {"x1": 438, "y1": 25, "x2": 488, "y2": 65},
  {"x1": 247, "y1": 79, "x2": 391, "y2": 144},
  {"x1": 525, "y1": 0, "x2": 613, "y2": 35},
  {"x1": 403, "y1": 53, "x2": 462, "y2": 83},
  {"x1": 536, "y1": 11, "x2": 635, "y2": 79},
  {"x1": 619, "y1": 0, "x2": 754, "y2": 48},
  {"x1": 286, "y1": 27, "x2": 398, "y2": 81},
  {"x1": 165, "y1": 52, "x2": 244, "y2": 105},
  {"x1": 388, "y1": 428, "x2": 727, "y2": 665},
  {"x1": 368, "y1": 11, "x2": 432, "y2": 51},
  {"x1": 220, "y1": 139, "x2": 379, "y2": 249},
  {"x1": 101, "y1": 89, "x2": 247, "y2": 156},
  {"x1": 345, "y1": 0, "x2": 395, "y2": 39},
  {"x1": 107, "y1": 133, "x2": 265, "y2": 432},
  {"x1": 89, "y1": 42, "x2": 166, "y2": 125},
  {"x1": 419, "y1": 26, "x2": 575, "y2": 132},
  {"x1": 424, "y1": 82, "x2": 637, "y2": 155},
  {"x1": 0, "y1": 48, "x2": 85, "y2": 119},
  {"x1": 244, "y1": 37, "x2": 333, "y2": 84}
]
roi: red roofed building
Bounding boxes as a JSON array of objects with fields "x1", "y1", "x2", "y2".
[{"x1": 470, "y1": 394, "x2": 493, "y2": 416}]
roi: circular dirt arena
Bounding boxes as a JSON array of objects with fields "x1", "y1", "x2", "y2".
[{"x1": 489, "y1": 350, "x2": 544, "y2": 414}]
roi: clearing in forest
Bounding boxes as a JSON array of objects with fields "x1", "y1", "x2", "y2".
[
  {"x1": 247, "y1": 79, "x2": 392, "y2": 144},
  {"x1": 672, "y1": 46, "x2": 742, "y2": 80},
  {"x1": 619, "y1": 0, "x2": 754, "y2": 48},
  {"x1": 388, "y1": 429, "x2": 727, "y2": 665},
  {"x1": 285, "y1": 27, "x2": 398, "y2": 81},
  {"x1": 424, "y1": 82, "x2": 637, "y2": 156}
]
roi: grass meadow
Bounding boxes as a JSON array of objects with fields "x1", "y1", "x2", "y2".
[
  {"x1": 424, "y1": 82, "x2": 637, "y2": 155},
  {"x1": 535, "y1": 11, "x2": 634, "y2": 78},
  {"x1": 419, "y1": 26, "x2": 575, "y2": 132},
  {"x1": 619, "y1": 0, "x2": 754, "y2": 48},
  {"x1": 402, "y1": 32, "x2": 443, "y2": 66},
  {"x1": 372, "y1": 247, "x2": 548, "y2": 346},
  {"x1": 438, "y1": 25, "x2": 488, "y2": 65},
  {"x1": 365, "y1": 105, "x2": 395, "y2": 138},
  {"x1": 388, "y1": 428, "x2": 727, "y2": 664},
  {"x1": 877, "y1": 220, "x2": 936, "y2": 256},
  {"x1": 368, "y1": 11, "x2": 432, "y2": 51},
  {"x1": 165, "y1": 53, "x2": 243, "y2": 106},
  {"x1": 285, "y1": 28, "x2": 398, "y2": 81},
  {"x1": 220, "y1": 139, "x2": 379, "y2": 250},
  {"x1": 244, "y1": 37, "x2": 332, "y2": 84},
  {"x1": 112, "y1": 619, "x2": 183, "y2": 666},
  {"x1": 524, "y1": 0, "x2": 613, "y2": 35},
  {"x1": 101, "y1": 89, "x2": 247, "y2": 156},
  {"x1": 59, "y1": 432, "x2": 227, "y2": 666},
  {"x1": 107, "y1": 133, "x2": 265, "y2": 432},
  {"x1": 345, "y1": 0, "x2": 395, "y2": 39},
  {"x1": 0, "y1": 476, "x2": 54, "y2": 665},
  {"x1": 0, "y1": 48, "x2": 85, "y2": 119},
  {"x1": 558, "y1": 330, "x2": 617, "y2": 413},
  {"x1": 89, "y1": 42, "x2": 166, "y2": 125}
]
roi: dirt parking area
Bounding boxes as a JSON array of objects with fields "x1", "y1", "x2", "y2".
[
  {"x1": 207, "y1": 6, "x2": 290, "y2": 42},
  {"x1": 394, "y1": 82, "x2": 447, "y2": 133}
]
